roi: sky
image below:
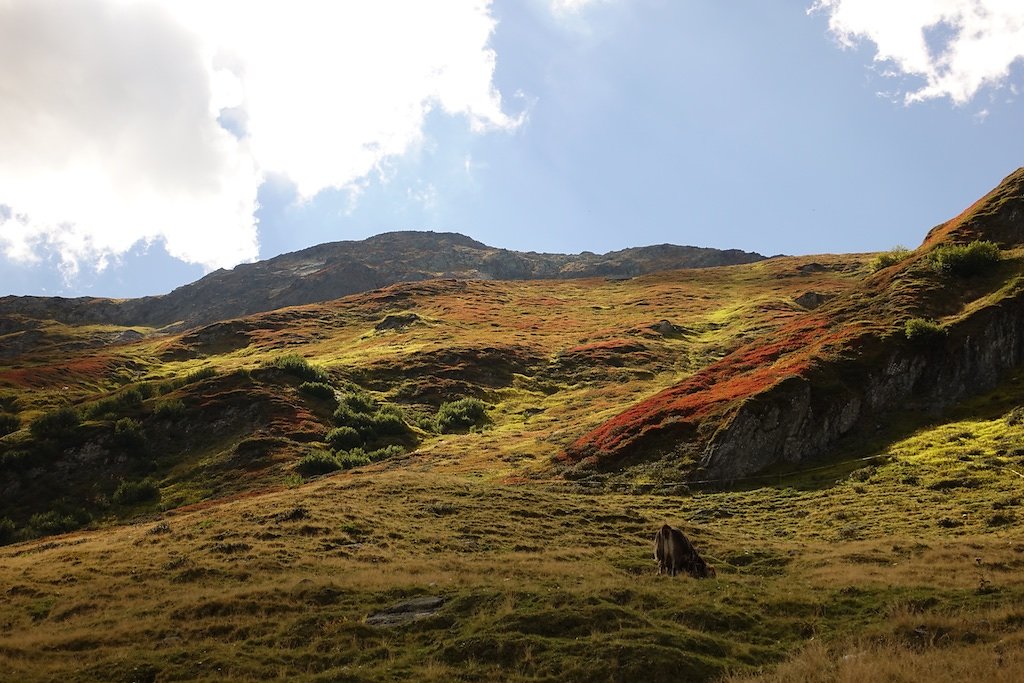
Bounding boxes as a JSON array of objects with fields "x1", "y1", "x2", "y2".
[{"x1": 1, "y1": 0, "x2": 1023, "y2": 298}]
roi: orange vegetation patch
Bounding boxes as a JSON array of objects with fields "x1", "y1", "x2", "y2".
[
  {"x1": 562, "y1": 313, "x2": 853, "y2": 464},
  {"x1": 0, "y1": 355, "x2": 122, "y2": 389}
]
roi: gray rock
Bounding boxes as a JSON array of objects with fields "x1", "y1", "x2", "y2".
[
  {"x1": 794, "y1": 291, "x2": 833, "y2": 310},
  {"x1": 365, "y1": 595, "x2": 445, "y2": 627},
  {"x1": 700, "y1": 293, "x2": 1024, "y2": 480}
]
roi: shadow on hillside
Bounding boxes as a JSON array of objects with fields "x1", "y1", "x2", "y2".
[{"x1": 703, "y1": 369, "x2": 1024, "y2": 494}]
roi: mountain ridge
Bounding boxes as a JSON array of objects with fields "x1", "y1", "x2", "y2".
[{"x1": 0, "y1": 231, "x2": 766, "y2": 332}]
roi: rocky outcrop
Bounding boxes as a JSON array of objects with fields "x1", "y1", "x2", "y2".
[{"x1": 701, "y1": 289, "x2": 1024, "y2": 479}]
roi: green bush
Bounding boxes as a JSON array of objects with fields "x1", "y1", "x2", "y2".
[
  {"x1": 367, "y1": 444, "x2": 405, "y2": 462},
  {"x1": 0, "y1": 449, "x2": 36, "y2": 470},
  {"x1": 333, "y1": 402, "x2": 409, "y2": 442},
  {"x1": 118, "y1": 387, "x2": 144, "y2": 408},
  {"x1": 112, "y1": 478, "x2": 161, "y2": 505},
  {"x1": 336, "y1": 449, "x2": 371, "y2": 469},
  {"x1": 27, "y1": 509, "x2": 88, "y2": 536},
  {"x1": 338, "y1": 391, "x2": 376, "y2": 414},
  {"x1": 86, "y1": 387, "x2": 147, "y2": 418},
  {"x1": 905, "y1": 318, "x2": 945, "y2": 344},
  {"x1": 326, "y1": 426, "x2": 362, "y2": 450},
  {"x1": 113, "y1": 418, "x2": 146, "y2": 451},
  {"x1": 870, "y1": 246, "x2": 912, "y2": 272},
  {"x1": 927, "y1": 240, "x2": 1000, "y2": 276},
  {"x1": 436, "y1": 398, "x2": 488, "y2": 433},
  {"x1": 0, "y1": 517, "x2": 15, "y2": 545},
  {"x1": 185, "y1": 366, "x2": 218, "y2": 383},
  {"x1": 295, "y1": 450, "x2": 341, "y2": 477},
  {"x1": 29, "y1": 406, "x2": 81, "y2": 440},
  {"x1": 333, "y1": 404, "x2": 379, "y2": 433},
  {"x1": 371, "y1": 409, "x2": 407, "y2": 436},
  {"x1": 0, "y1": 412, "x2": 19, "y2": 436},
  {"x1": 333, "y1": 444, "x2": 404, "y2": 468},
  {"x1": 85, "y1": 397, "x2": 120, "y2": 419},
  {"x1": 299, "y1": 381, "x2": 335, "y2": 400},
  {"x1": 153, "y1": 399, "x2": 186, "y2": 419},
  {"x1": 157, "y1": 367, "x2": 218, "y2": 394},
  {"x1": 272, "y1": 354, "x2": 329, "y2": 383},
  {"x1": 0, "y1": 392, "x2": 19, "y2": 413}
]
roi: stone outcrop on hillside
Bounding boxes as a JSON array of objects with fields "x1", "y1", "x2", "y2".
[{"x1": 701, "y1": 287, "x2": 1024, "y2": 479}]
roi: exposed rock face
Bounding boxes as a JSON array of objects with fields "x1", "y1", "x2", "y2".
[
  {"x1": 794, "y1": 291, "x2": 832, "y2": 310},
  {"x1": 365, "y1": 596, "x2": 446, "y2": 627},
  {"x1": 701, "y1": 273, "x2": 1024, "y2": 481},
  {"x1": 0, "y1": 231, "x2": 766, "y2": 332}
]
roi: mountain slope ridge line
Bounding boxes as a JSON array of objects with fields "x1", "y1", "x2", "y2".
[{"x1": 0, "y1": 231, "x2": 766, "y2": 331}]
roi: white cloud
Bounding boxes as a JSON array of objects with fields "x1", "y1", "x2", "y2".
[
  {"x1": 811, "y1": 0, "x2": 1024, "y2": 104},
  {"x1": 550, "y1": 0, "x2": 597, "y2": 14},
  {"x1": 0, "y1": 0, "x2": 518, "y2": 275}
]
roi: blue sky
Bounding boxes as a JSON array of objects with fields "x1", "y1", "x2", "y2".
[{"x1": 1, "y1": 0, "x2": 1023, "y2": 298}]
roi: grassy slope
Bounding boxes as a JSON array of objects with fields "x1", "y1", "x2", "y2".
[
  {"x1": 0, "y1": 255, "x2": 867, "y2": 533},
  {"x1": 2, "y1": 172, "x2": 1024, "y2": 680},
  {"x1": 2, "y1": 405, "x2": 1023, "y2": 681},
  {"x1": 565, "y1": 168, "x2": 1024, "y2": 475}
]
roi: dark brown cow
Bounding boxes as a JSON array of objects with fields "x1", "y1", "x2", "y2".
[{"x1": 653, "y1": 524, "x2": 716, "y2": 578}]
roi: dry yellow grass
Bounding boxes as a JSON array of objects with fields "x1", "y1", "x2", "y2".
[{"x1": 1, "y1": 457, "x2": 1022, "y2": 681}]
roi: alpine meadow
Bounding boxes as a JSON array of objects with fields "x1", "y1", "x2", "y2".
[{"x1": 1, "y1": 169, "x2": 1023, "y2": 681}]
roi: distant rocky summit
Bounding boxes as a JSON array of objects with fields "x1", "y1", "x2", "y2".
[{"x1": 0, "y1": 231, "x2": 765, "y2": 331}]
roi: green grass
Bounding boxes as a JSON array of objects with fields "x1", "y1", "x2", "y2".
[
  {"x1": 1, "y1": 243, "x2": 1024, "y2": 679},
  {"x1": 1, "y1": 464, "x2": 1021, "y2": 681}
]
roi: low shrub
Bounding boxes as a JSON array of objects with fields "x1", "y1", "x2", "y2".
[
  {"x1": 86, "y1": 387, "x2": 146, "y2": 418},
  {"x1": 295, "y1": 450, "x2": 341, "y2": 477},
  {"x1": 157, "y1": 366, "x2": 218, "y2": 394},
  {"x1": 112, "y1": 478, "x2": 161, "y2": 505},
  {"x1": 436, "y1": 398, "x2": 488, "y2": 433},
  {"x1": 870, "y1": 245, "x2": 912, "y2": 272},
  {"x1": 367, "y1": 444, "x2": 405, "y2": 462},
  {"x1": 29, "y1": 406, "x2": 81, "y2": 440},
  {"x1": 333, "y1": 445, "x2": 407, "y2": 468},
  {"x1": 927, "y1": 240, "x2": 1000, "y2": 276},
  {"x1": 333, "y1": 402, "x2": 409, "y2": 441},
  {"x1": 27, "y1": 509, "x2": 89, "y2": 536},
  {"x1": 904, "y1": 318, "x2": 945, "y2": 344},
  {"x1": 333, "y1": 404, "x2": 379, "y2": 433},
  {"x1": 272, "y1": 354, "x2": 329, "y2": 383},
  {"x1": 299, "y1": 381, "x2": 335, "y2": 400},
  {"x1": 336, "y1": 450, "x2": 371, "y2": 469},
  {"x1": 153, "y1": 399, "x2": 186, "y2": 419},
  {"x1": 113, "y1": 418, "x2": 146, "y2": 451},
  {"x1": 338, "y1": 391, "x2": 377, "y2": 414},
  {"x1": 0, "y1": 392, "x2": 19, "y2": 413},
  {"x1": 0, "y1": 412, "x2": 19, "y2": 436},
  {"x1": 0, "y1": 517, "x2": 16, "y2": 545},
  {"x1": 118, "y1": 387, "x2": 144, "y2": 408},
  {"x1": 326, "y1": 426, "x2": 362, "y2": 450},
  {"x1": 185, "y1": 366, "x2": 218, "y2": 383},
  {"x1": 371, "y1": 409, "x2": 407, "y2": 436}
]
